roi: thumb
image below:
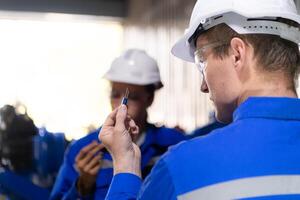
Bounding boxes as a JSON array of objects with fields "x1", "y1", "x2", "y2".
[{"x1": 115, "y1": 105, "x2": 127, "y2": 133}]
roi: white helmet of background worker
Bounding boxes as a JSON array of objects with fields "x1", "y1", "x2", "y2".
[
  {"x1": 104, "y1": 49, "x2": 163, "y2": 89},
  {"x1": 172, "y1": 0, "x2": 300, "y2": 62}
]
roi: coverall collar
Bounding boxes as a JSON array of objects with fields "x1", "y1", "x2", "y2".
[{"x1": 233, "y1": 97, "x2": 300, "y2": 122}]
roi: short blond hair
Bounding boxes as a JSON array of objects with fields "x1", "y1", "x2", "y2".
[{"x1": 201, "y1": 19, "x2": 300, "y2": 83}]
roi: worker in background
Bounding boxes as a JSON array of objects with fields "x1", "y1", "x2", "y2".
[
  {"x1": 0, "y1": 105, "x2": 66, "y2": 200},
  {"x1": 50, "y1": 49, "x2": 186, "y2": 200},
  {"x1": 99, "y1": 0, "x2": 300, "y2": 199},
  {"x1": 188, "y1": 111, "x2": 227, "y2": 139}
]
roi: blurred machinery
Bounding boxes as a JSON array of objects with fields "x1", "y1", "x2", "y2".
[{"x1": 0, "y1": 105, "x2": 68, "y2": 200}]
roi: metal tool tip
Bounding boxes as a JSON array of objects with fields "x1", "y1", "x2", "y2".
[{"x1": 125, "y1": 88, "x2": 129, "y2": 98}]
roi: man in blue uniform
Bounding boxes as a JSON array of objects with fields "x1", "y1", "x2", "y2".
[
  {"x1": 99, "y1": 0, "x2": 300, "y2": 199},
  {"x1": 50, "y1": 49, "x2": 186, "y2": 200}
]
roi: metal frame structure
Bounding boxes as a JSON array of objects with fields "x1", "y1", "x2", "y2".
[{"x1": 0, "y1": 0, "x2": 128, "y2": 17}]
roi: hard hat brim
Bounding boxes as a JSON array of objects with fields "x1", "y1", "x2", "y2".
[
  {"x1": 104, "y1": 74, "x2": 163, "y2": 90},
  {"x1": 171, "y1": 8, "x2": 300, "y2": 63},
  {"x1": 171, "y1": 30, "x2": 196, "y2": 63}
]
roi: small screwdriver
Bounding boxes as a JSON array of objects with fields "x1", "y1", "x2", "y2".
[
  {"x1": 121, "y1": 88, "x2": 129, "y2": 105},
  {"x1": 101, "y1": 88, "x2": 130, "y2": 154}
]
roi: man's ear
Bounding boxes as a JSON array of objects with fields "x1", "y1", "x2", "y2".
[{"x1": 230, "y1": 37, "x2": 247, "y2": 70}]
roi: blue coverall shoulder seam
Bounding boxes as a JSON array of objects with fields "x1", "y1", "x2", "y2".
[{"x1": 161, "y1": 123, "x2": 238, "y2": 161}]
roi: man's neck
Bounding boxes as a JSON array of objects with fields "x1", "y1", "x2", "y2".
[{"x1": 238, "y1": 73, "x2": 297, "y2": 105}]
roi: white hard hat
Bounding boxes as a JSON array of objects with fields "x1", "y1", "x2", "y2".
[
  {"x1": 172, "y1": 0, "x2": 300, "y2": 62},
  {"x1": 104, "y1": 49, "x2": 163, "y2": 89}
]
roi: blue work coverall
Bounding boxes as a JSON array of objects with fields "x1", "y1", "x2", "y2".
[
  {"x1": 0, "y1": 169, "x2": 50, "y2": 200},
  {"x1": 106, "y1": 97, "x2": 300, "y2": 200},
  {"x1": 50, "y1": 123, "x2": 186, "y2": 200}
]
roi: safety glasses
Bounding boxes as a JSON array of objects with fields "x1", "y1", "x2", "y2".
[{"x1": 194, "y1": 42, "x2": 228, "y2": 74}]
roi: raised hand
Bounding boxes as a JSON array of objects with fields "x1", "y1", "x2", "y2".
[
  {"x1": 75, "y1": 141, "x2": 105, "y2": 196},
  {"x1": 99, "y1": 105, "x2": 141, "y2": 177}
]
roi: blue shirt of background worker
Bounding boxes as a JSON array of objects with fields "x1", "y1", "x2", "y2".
[
  {"x1": 50, "y1": 124, "x2": 185, "y2": 200},
  {"x1": 187, "y1": 112, "x2": 227, "y2": 139}
]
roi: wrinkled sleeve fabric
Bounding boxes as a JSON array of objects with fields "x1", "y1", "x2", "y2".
[{"x1": 105, "y1": 158, "x2": 176, "y2": 200}]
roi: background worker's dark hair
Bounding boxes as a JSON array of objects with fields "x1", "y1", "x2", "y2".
[{"x1": 0, "y1": 105, "x2": 38, "y2": 172}]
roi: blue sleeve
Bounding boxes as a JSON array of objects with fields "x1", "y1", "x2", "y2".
[
  {"x1": 50, "y1": 149, "x2": 94, "y2": 200},
  {"x1": 105, "y1": 159, "x2": 176, "y2": 200},
  {"x1": 105, "y1": 173, "x2": 142, "y2": 200}
]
